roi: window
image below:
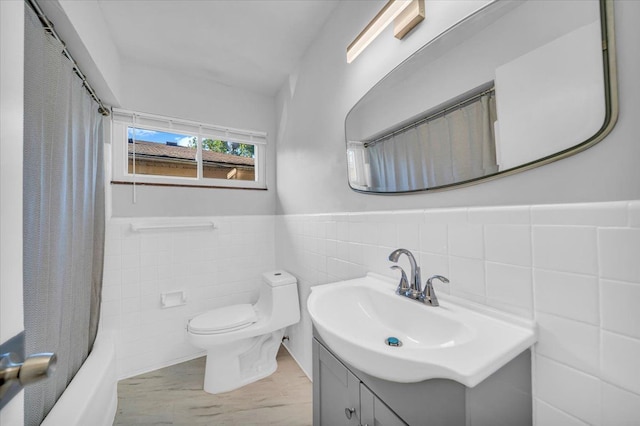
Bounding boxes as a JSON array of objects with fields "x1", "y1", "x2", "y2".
[{"x1": 112, "y1": 109, "x2": 267, "y2": 189}]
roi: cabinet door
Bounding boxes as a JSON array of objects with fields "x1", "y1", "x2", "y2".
[
  {"x1": 360, "y1": 384, "x2": 407, "y2": 426},
  {"x1": 314, "y1": 340, "x2": 360, "y2": 426}
]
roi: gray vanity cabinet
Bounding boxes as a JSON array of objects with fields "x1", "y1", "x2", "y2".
[
  {"x1": 359, "y1": 385, "x2": 406, "y2": 426},
  {"x1": 313, "y1": 337, "x2": 360, "y2": 426},
  {"x1": 313, "y1": 338, "x2": 406, "y2": 426},
  {"x1": 313, "y1": 331, "x2": 532, "y2": 426}
]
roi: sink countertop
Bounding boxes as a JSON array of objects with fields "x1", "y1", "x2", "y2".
[{"x1": 307, "y1": 273, "x2": 537, "y2": 387}]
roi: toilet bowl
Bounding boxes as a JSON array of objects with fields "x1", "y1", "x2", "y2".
[{"x1": 187, "y1": 270, "x2": 300, "y2": 394}]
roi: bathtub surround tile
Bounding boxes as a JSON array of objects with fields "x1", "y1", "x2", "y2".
[
  {"x1": 121, "y1": 296, "x2": 141, "y2": 314},
  {"x1": 101, "y1": 285, "x2": 121, "y2": 302},
  {"x1": 104, "y1": 238, "x2": 122, "y2": 256},
  {"x1": 120, "y1": 252, "x2": 140, "y2": 269},
  {"x1": 121, "y1": 263, "x2": 142, "y2": 283},
  {"x1": 533, "y1": 270, "x2": 599, "y2": 324},
  {"x1": 100, "y1": 299, "x2": 120, "y2": 319},
  {"x1": 121, "y1": 236, "x2": 141, "y2": 256},
  {"x1": 598, "y1": 228, "x2": 640, "y2": 283},
  {"x1": 532, "y1": 226, "x2": 598, "y2": 275},
  {"x1": 102, "y1": 266, "x2": 122, "y2": 288}
]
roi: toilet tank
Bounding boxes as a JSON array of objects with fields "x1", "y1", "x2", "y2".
[
  {"x1": 262, "y1": 270, "x2": 297, "y2": 287},
  {"x1": 256, "y1": 270, "x2": 300, "y2": 329}
]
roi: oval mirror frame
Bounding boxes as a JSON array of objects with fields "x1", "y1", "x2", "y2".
[{"x1": 345, "y1": 0, "x2": 618, "y2": 194}]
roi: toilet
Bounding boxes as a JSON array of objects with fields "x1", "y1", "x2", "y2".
[{"x1": 187, "y1": 270, "x2": 300, "y2": 394}]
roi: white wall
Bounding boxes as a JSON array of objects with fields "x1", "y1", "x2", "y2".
[
  {"x1": 38, "y1": 0, "x2": 123, "y2": 106},
  {"x1": 275, "y1": 0, "x2": 640, "y2": 215},
  {"x1": 109, "y1": 61, "x2": 278, "y2": 217},
  {"x1": 36, "y1": 1, "x2": 279, "y2": 218}
]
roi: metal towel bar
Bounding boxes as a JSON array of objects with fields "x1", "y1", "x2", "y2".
[{"x1": 130, "y1": 222, "x2": 215, "y2": 232}]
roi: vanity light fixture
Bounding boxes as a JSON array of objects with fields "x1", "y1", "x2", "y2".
[{"x1": 347, "y1": 0, "x2": 425, "y2": 63}]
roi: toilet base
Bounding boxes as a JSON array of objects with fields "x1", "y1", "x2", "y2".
[{"x1": 202, "y1": 329, "x2": 284, "y2": 394}]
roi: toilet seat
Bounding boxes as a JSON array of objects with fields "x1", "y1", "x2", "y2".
[{"x1": 188, "y1": 304, "x2": 258, "y2": 335}]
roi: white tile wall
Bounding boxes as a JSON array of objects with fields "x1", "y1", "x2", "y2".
[
  {"x1": 601, "y1": 331, "x2": 640, "y2": 395},
  {"x1": 535, "y1": 400, "x2": 588, "y2": 426},
  {"x1": 535, "y1": 355, "x2": 601, "y2": 424},
  {"x1": 533, "y1": 270, "x2": 599, "y2": 324},
  {"x1": 101, "y1": 215, "x2": 275, "y2": 379},
  {"x1": 274, "y1": 200, "x2": 640, "y2": 426},
  {"x1": 601, "y1": 279, "x2": 640, "y2": 339},
  {"x1": 602, "y1": 382, "x2": 640, "y2": 425},
  {"x1": 101, "y1": 201, "x2": 640, "y2": 424}
]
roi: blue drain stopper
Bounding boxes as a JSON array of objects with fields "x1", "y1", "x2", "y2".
[{"x1": 385, "y1": 337, "x2": 401, "y2": 347}]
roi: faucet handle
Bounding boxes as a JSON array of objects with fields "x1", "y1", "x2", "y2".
[
  {"x1": 390, "y1": 265, "x2": 410, "y2": 296},
  {"x1": 422, "y1": 275, "x2": 450, "y2": 307}
]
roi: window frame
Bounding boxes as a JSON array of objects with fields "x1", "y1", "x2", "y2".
[{"x1": 111, "y1": 109, "x2": 267, "y2": 190}]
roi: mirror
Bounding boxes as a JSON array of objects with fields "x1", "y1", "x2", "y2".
[{"x1": 346, "y1": 0, "x2": 617, "y2": 193}]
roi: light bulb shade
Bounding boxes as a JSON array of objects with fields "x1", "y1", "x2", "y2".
[{"x1": 346, "y1": 0, "x2": 413, "y2": 63}]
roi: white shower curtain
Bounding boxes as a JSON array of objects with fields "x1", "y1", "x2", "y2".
[
  {"x1": 23, "y1": 4, "x2": 105, "y2": 425},
  {"x1": 368, "y1": 94, "x2": 498, "y2": 191}
]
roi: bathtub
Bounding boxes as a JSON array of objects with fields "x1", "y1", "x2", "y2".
[{"x1": 41, "y1": 330, "x2": 117, "y2": 426}]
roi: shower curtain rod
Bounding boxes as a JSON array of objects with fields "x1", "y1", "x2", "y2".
[{"x1": 25, "y1": 0, "x2": 111, "y2": 116}]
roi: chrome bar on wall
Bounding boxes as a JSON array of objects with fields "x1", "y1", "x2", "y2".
[
  {"x1": 24, "y1": 0, "x2": 110, "y2": 116},
  {"x1": 130, "y1": 221, "x2": 216, "y2": 232}
]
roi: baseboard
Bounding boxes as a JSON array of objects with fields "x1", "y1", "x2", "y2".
[
  {"x1": 117, "y1": 350, "x2": 207, "y2": 381},
  {"x1": 282, "y1": 343, "x2": 312, "y2": 381}
]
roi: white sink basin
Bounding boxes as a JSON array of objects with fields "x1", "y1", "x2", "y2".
[{"x1": 307, "y1": 273, "x2": 536, "y2": 387}]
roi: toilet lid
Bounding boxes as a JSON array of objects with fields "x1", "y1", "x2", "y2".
[{"x1": 189, "y1": 304, "x2": 258, "y2": 334}]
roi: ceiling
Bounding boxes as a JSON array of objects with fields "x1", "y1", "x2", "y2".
[{"x1": 97, "y1": 0, "x2": 341, "y2": 97}]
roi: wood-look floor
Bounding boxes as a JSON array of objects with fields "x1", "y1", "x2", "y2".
[{"x1": 114, "y1": 346, "x2": 312, "y2": 425}]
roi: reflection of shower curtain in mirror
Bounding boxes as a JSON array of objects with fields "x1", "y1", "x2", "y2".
[
  {"x1": 367, "y1": 94, "x2": 498, "y2": 191},
  {"x1": 23, "y1": 5, "x2": 105, "y2": 425}
]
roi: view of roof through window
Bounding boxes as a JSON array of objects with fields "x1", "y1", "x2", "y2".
[{"x1": 128, "y1": 127, "x2": 255, "y2": 181}]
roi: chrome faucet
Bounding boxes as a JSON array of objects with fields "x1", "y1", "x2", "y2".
[
  {"x1": 390, "y1": 265, "x2": 410, "y2": 295},
  {"x1": 388, "y1": 248, "x2": 422, "y2": 298},
  {"x1": 422, "y1": 275, "x2": 449, "y2": 307},
  {"x1": 389, "y1": 248, "x2": 450, "y2": 307}
]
